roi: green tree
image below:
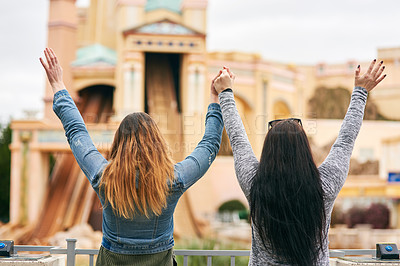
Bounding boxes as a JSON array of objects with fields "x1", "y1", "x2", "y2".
[
  {"x1": 308, "y1": 87, "x2": 351, "y2": 119},
  {"x1": 365, "y1": 203, "x2": 390, "y2": 229},
  {"x1": 218, "y1": 200, "x2": 246, "y2": 213},
  {"x1": 0, "y1": 124, "x2": 11, "y2": 222},
  {"x1": 308, "y1": 87, "x2": 388, "y2": 120}
]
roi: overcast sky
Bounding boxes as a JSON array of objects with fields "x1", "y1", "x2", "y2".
[{"x1": 0, "y1": 0, "x2": 399, "y2": 124}]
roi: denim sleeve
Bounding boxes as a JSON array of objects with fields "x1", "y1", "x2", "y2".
[
  {"x1": 174, "y1": 103, "x2": 223, "y2": 192},
  {"x1": 53, "y1": 89, "x2": 108, "y2": 188}
]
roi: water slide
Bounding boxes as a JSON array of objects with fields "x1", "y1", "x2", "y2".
[
  {"x1": 145, "y1": 53, "x2": 205, "y2": 238},
  {"x1": 17, "y1": 55, "x2": 204, "y2": 244},
  {"x1": 19, "y1": 88, "x2": 112, "y2": 244}
]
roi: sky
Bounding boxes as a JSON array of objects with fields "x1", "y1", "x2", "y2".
[{"x1": 0, "y1": 0, "x2": 399, "y2": 124}]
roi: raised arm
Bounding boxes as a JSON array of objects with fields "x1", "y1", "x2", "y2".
[
  {"x1": 174, "y1": 73, "x2": 224, "y2": 191},
  {"x1": 319, "y1": 60, "x2": 386, "y2": 200},
  {"x1": 40, "y1": 48, "x2": 107, "y2": 187},
  {"x1": 214, "y1": 68, "x2": 259, "y2": 198}
]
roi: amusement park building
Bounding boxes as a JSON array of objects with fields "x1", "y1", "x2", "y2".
[{"x1": 8, "y1": 0, "x2": 400, "y2": 240}]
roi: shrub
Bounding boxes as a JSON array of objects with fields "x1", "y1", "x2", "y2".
[
  {"x1": 0, "y1": 124, "x2": 11, "y2": 223},
  {"x1": 218, "y1": 200, "x2": 246, "y2": 213},
  {"x1": 345, "y1": 206, "x2": 367, "y2": 228},
  {"x1": 174, "y1": 238, "x2": 249, "y2": 266},
  {"x1": 238, "y1": 209, "x2": 249, "y2": 221},
  {"x1": 365, "y1": 203, "x2": 390, "y2": 229}
]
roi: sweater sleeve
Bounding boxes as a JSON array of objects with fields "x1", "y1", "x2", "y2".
[
  {"x1": 218, "y1": 90, "x2": 259, "y2": 199},
  {"x1": 318, "y1": 86, "x2": 368, "y2": 201}
]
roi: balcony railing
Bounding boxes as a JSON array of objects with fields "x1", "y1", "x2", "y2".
[{"x1": 11, "y1": 239, "x2": 376, "y2": 266}]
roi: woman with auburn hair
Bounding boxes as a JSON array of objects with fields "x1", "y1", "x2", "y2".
[
  {"x1": 40, "y1": 48, "x2": 223, "y2": 265},
  {"x1": 213, "y1": 61, "x2": 386, "y2": 265}
]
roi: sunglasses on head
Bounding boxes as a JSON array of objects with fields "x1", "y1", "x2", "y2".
[{"x1": 268, "y1": 118, "x2": 302, "y2": 130}]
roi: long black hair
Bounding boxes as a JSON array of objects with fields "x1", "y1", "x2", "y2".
[{"x1": 250, "y1": 119, "x2": 326, "y2": 265}]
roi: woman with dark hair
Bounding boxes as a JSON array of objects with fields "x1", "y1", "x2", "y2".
[
  {"x1": 40, "y1": 48, "x2": 223, "y2": 265},
  {"x1": 213, "y1": 61, "x2": 386, "y2": 265}
]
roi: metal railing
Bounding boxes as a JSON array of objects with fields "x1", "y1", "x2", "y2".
[
  {"x1": 14, "y1": 239, "x2": 98, "y2": 266},
  {"x1": 174, "y1": 249, "x2": 251, "y2": 266},
  {"x1": 12, "y1": 239, "x2": 376, "y2": 266}
]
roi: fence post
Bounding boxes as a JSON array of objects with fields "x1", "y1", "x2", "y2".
[
  {"x1": 89, "y1": 254, "x2": 94, "y2": 266},
  {"x1": 207, "y1": 256, "x2": 212, "y2": 266},
  {"x1": 66, "y1": 239, "x2": 77, "y2": 266},
  {"x1": 230, "y1": 256, "x2": 235, "y2": 266}
]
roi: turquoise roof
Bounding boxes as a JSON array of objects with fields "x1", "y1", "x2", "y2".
[
  {"x1": 145, "y1": 0, "x2": 182, "y2": 14},
  {"x1": 72, "y1": 44, "x2": 117, "y2": 67}
]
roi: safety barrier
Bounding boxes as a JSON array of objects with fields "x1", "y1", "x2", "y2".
[{"x1": 12, "y1": 239, "x2": 376, "y2": 266}]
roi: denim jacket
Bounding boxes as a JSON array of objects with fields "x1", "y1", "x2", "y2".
[{"x1": 53, "y1": 90, "x2": 223, "y2": 254}]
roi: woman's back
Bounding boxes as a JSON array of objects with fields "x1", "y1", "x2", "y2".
[
  {"x1": 218, "y1": 86, "x2": 368, "y2": 265},
  {"x1": 52, "y1": 90, "x2": 224, "y2": 254},
  {"x1": 41, "y1": 47, "x2": 224, "y2": 265},
  {"x1": 98, "y1": 182, "x2": 180, "y2": 253},
  {"x1": 249, "y1": 119, "x2": 326, "y2": 265},
  {"x1": 214, "y1": 60, "x2": 385, "y2": 265}
]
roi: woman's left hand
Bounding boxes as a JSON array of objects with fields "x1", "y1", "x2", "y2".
[
  {"x1": 40, "y1": 48, "x2": 66, "y2": 94},
  {"x1": 355, "y1": 59, "x2": 386, "y2": 92},
  {"x1": 210, "y1": 70, "x2": 222, "y2": 103}
]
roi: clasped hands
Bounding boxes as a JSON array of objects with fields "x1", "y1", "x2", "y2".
[{"x1": 209, "y1": 67, "x2": 236, "y2": 103}]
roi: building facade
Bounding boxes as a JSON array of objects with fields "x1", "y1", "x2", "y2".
[{"x1": 8, "y1": 0, "x2": 400, "y2": 239}]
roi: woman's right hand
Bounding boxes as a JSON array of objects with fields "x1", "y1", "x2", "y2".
[
  {"x1": 355, "y1": 60, "x2": 386, "y2": 92},
  {"x1": 40, "y1": 48, "x2": 66, "y2": 94},
  {"x1": 214, "y1": 67, "x2": 235, "y2": 94}
]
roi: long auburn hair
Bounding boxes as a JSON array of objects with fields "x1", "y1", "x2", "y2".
[
  {"x1": 250, "y1": 119, "x2": 326, "y2": 265},
  {"x1": 100, "y1": 112, "x2": 174, "y2": 219}
]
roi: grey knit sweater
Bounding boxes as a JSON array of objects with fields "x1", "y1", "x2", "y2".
[{"x1": 218, "y1": 86, "x2": 368, "y2": 265}]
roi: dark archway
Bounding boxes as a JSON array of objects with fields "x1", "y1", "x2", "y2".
[{"x1": 78, "y1": 85, "x2": 115, "y2": 123}]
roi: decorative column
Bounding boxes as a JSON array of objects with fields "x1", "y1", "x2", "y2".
[
  {"x1": 186, "y1": 54, "x2": 206, "y2": 114},
  {"x1": 115, "y1": 0, "x2": 146, "y2": 119},
  {"x1": 123, "y1": 54, "x2": 145, "y2": 114},
  {"x1": 27, "y1": 143, "x2": 48, "y2": 223},
  {"x1": 115, "y1": 52, "x2": 145, "y2": 118},
  {"x1": 44, "y1": 0, "x2": 77, "y2": 122},
  {"x1": 17, "y1": 131, "x2": 31, "y2": 225},
  {"x1": 179, "y1": 54, "x2": 206, "y2": 157},
  {"x1": 181, "y1": 0, "x2": 208, "y2": 34},
  {"x1": 116, "y1": 0, "x2": 146, "y2": 29},
  {"x1": 9, "y1": 130, "x2": 22, "y2": 224},
  {"x1": 9, "y1": 126, "x2": 49, "y2": 225}
]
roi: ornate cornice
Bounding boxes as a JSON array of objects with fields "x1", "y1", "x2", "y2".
[
  {"x1": 116, "y1": 0, "x2": 146, "y2": 6},
  {"x1": 48, "y1": 21, "x2": 77, "y2": 29},
  {"x1": 181, "y1": 0, "x2": 207, "y2": 9}
]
